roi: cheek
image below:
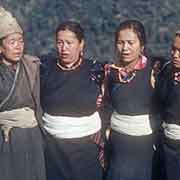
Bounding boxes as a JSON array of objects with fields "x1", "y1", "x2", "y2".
[
  {"x1": 6, "y1": 45, "x2": 15, "y2": 52},
  {"x1": 116, "y1": 46, "x2": 122, "y2": 54},
  {"x1": 73, "y1": 46, "x2": 81, "y2": 54},
  {"x1": 132, "y1": 46, "x2": 141, "y2": 55},
  {"x1": 21, "y1": 44, "x2": 25, "y2": 50},
  {"x1": 5, "y1": 50, "x2": 13, "y2": 57}
]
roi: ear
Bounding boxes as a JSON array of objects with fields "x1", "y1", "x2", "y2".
[
  {"x1": 141, "y1": 46, "x2": 145, "y2": 55},
  {"x1": 80, "y1": 39, "x2": 85, "y2": 51},
  {"x1": 0, "y1": 46, "x2": 2, "y2": 54}
]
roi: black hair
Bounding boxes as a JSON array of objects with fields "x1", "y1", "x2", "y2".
[
  {"x1": 56, "y1": 21, "x2": 85, "y2": 42},
  {"x1": 115, "y1": 19, "x2": 146, "y2": 48}
]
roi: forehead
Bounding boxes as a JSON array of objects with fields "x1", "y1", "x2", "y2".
[
  {"x1": 4, "y1": 33, "x2": 23, "y2": 41},
  {"x1": 173, "y1": 36, "x2": 180, "y2": 48},
  {"x1": 117, "y1": 28, "x2": 139, "y2": 41},
  {"x1": 57, "y1": 30, "x2": 77, "y2": 40}
]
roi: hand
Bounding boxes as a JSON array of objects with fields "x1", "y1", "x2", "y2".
[
  {"x1": 96, "y1": 94, "x2": 103, "y2": 108},
  {"x1": 153, "y1": 60, "x2": 161, "y2": 74}
]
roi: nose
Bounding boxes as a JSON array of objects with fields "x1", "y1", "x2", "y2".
[
  {"x1": 61, "y1": 43, "x2": 69, "y2": 51},
  {"x1": 15, "y1": 42, "x2": 24, "y2": 50},
  {"x1": 122, "y1": 42, "x2": 129, "y2": 50}
]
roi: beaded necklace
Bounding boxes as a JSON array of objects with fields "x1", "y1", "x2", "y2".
[
  {"x1": 118, "y1": 69, "x2": 136, "y2": 83},
  {"x1": 57, "y1": 57, "x2": 82, "y2": 71}
]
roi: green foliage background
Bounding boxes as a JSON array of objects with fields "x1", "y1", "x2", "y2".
[{"x1": 1, "y1": 0, "x2": 180, "y2": 61}]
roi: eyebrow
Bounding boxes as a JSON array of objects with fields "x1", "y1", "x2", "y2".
[{"x1": 172, "y1": 46, "x2": 180, "y2": 51}]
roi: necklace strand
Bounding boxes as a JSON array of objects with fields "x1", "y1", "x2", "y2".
[{"x1": 57, "y1": 58, "x2": 82, "y2": 71}]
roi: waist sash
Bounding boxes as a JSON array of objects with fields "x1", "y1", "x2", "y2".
[
  {"x1": 43, "y1": 112, "x2": 101, "y2": 138},
  {"x1": 111, "y1": 111, "x2": 153, "y2": 136},
  {"x1": 0, "y1": 107, "x2": 37, "y2": 128},
  {"x1": 163, "y1": 122, "x2": 180, "y2": 140}
]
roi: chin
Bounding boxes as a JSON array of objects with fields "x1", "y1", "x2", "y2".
[
  {"x1": 12, "y1": 58, "x2": 22, "y2": 62},
  {"x1": 174, "y1": 64, "x2": 180, "y2": 69},
  {"x1": 121, "y1": 59, "x2": 133, "y2": 64}
]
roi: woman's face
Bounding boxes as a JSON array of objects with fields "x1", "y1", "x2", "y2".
[
  {"x1": 116, "y1": 28, "x2": 144, "y2": 65},
  {"x1": 0, "y1": 33, "x2": 24, "y2": 63},
  {"x1": 56, "y1": 30, "x2": 84, "y2": 65},
  {"x1": 171, "y1": 36, "x2": 180, "y2": 69}
]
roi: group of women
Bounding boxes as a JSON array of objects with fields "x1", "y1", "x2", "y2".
[{"x1": 0, "y1": 5, "x2": 180, "y2": 180}]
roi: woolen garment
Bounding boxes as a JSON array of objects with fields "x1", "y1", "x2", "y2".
[
  {"x1": 44, "y1": 133, "x2": 103, "y2": 180},
  {"x1": 105, "y1": 58, "x2": 159, "y2": 180},
  {"x1": 156, "y1": 61, "x2": 180, "y2": 125},
  {"x1": 106, "y1": 130, "x2": 155, "y2": 180},
  {"x1": 162, "y1": 137, "x2": 180, "y2": 180},
  {"x1": 40, "y1": 56, "x2": 104, "y2": 180},
  {"x1": 156, "y1": 61, "x2": 180, "y2": 180},
  {"x1": 40, "y1": 58, "x2": 101, "y2": 117},
  {"x1": 0, "y1": 56, "x2": 46, "y2": 180}
]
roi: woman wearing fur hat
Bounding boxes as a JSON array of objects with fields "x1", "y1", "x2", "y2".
[{"x1": 0, "y1": 7, "x2": 46, "y2": 180}]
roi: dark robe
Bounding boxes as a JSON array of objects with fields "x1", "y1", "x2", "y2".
[
  {"x1": 40, "y1": 56, "x2": 104, "y2": 180},
  {"x1": 0, "y1": 56, "x2": 46, "y2": 180},
  {"x1": 105, "y1": 59, "x2": 158, "y2": 180},
  {"x1": 156, "y1": 61, "x2": 180, "y2": 180}
]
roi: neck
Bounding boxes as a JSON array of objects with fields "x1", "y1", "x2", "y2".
[
  {"x1": 1, "y1": 56, "x2": 19, "y2": 70},
  {"x1": 61, "y1": 60, "x2": 79, "y2": 68},
  {"x1": 57, "y1": 57, "x2": 83, "y2": 71},
  {"x1": 118, "y1": 58, "x2": 140, "y2": 71}
]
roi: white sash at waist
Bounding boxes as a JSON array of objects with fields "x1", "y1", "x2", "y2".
[
  {"x1": 163, "y1": 122, "x2": 180, "y2": 140},
  {"x1": 43, "y1": 112, "x2": 101, "y2": 138},
  {"x1": 111, "y1": 111, "x2": 153, "y2": 136},
  {"x1": 0, "y1": 107, "x2": 37, "y2": 128}
]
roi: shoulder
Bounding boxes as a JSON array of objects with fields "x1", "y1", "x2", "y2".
[
  {"x1": 22, "y1": 54, "x2": 41, "y2": 75},
  {"x1": 158, "y1": 61, "x2": 172, "y2": 78},
  {"x1": 39, "y1": 53, "x2": 57, "y2": 76},
  {"x1": 87, "y1": 58, "x2": 105, "y2": 70},
  {"x1": 40, "y1": 53, "x2": 57, "y2": 67},
  {"x1": 23, "y1": 54, "x2": 40, "y2": 64},
  {"x1": 86, "y1": 57, "x2": 106, "y2": 84}
]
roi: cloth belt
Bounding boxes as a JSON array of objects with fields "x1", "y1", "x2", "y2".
[
  {"x1": 163, "y1": 122, "x2": 180, "y2": 140},
  {"x1": 111, "y1": 111, "x2": 153, "y2": 136},
  {"x1": 0, "y1": 107, "x2": 37, "y2": 141},
  {"x1": 43, "y1": 111, "x2": 101, "y2": 138}
]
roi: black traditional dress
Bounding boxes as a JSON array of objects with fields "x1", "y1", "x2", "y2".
[
  {"x1": 105, "y1": 57, "x2": 158, "y2": 180},
  {"x1": 156, "y1": 61, "x2": 180, "y2": 180},
  {"x1": 0, "y1": 57, "x2": 46, "y2": 180},
  {"x1": 40, "y1": 56, "x2": 104, "y2": 180}
]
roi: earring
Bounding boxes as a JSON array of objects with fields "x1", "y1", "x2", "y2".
[{"x1": 80, "y1": 51, "x2": 83, "y2": 57}]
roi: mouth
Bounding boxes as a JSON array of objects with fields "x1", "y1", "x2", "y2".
[
  {"x1": 173, "y1": 60, "x2": 180, "y2": 67},
  {"x1": 14, "y1": 51, "x2": 23, "y2": 55},
  {"x1": 59, "y1": 52, "x2": 69, "y2": 57},
  {"x1": 173, "y1": 59, "x2": 180, "y2": 63},
  {"x1": 13, "y1": 53, "x2": 23, "y2": 59},
  {"x1": 121, "y1": 53, "x2": 131, "y2": 58},
  {"x1": 60, "y1": 54, "x2": 68, "y2": 59}
]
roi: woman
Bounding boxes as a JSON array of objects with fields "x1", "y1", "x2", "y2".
[
  {"x1": 156, "y1": 30, "x2": 180, "y2": 180},
  {"x1": 40, "y1": 21, "x2": 104, "y2": 180},
  {"x1": 0, "y1": 7, "x2": 46, "y2": 180},
  {"x1": 105, "y1": 20, "x2": 158, "y2": 180}
]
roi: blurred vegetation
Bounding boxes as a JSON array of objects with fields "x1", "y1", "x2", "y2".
[{"x1": 1, "y1": 0, "x2": 180, "y2": 62}]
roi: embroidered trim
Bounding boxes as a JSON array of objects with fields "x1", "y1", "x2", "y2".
[
  {"x1": 174, "y1": 71, "x2": 180, "y2": 83},
  {"x1": 108, "y1": 56, "x2": 147, "y2": 84}
]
